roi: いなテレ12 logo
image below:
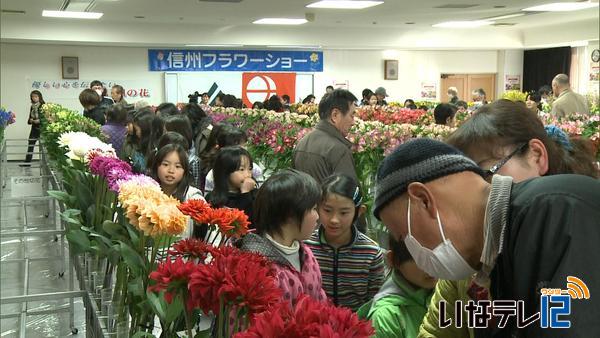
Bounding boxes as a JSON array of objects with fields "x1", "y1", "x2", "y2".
[{"x1": 540, "y1": 276, "x2": 590, "y2": 328}]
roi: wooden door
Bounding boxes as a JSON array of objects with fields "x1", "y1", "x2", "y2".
[
  {"x1": 467, "y1": 74, "x2": 496, "y2": 102},
  {"x1": 440, "y1": 74, "x2": 467, "y2": 103},
  {"x1": 441, "y1": 73, "x2": 497, "y2": 102}
]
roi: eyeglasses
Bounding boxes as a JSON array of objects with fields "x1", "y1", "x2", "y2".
[{"x1": 483, "y1": 142, "x2": 528, "y2": 178}]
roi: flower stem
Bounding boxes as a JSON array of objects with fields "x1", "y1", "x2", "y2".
[
  {"x1": 217, "y1": 294, "x2": 225, "y2": 338},
  {"x1": 224, "y1": 304, "x2": 230, "y2": 338},
  {"x1": 182, "y1": 291, "x2": 193, "y2": 338}
]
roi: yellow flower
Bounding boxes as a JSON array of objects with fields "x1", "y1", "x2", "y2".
[{"x1": 118, "y1": 182, "x2": 187, "y2": 237}]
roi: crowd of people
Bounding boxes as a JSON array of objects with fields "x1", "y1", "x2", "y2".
[{"x1": 23, "y1": 73, "x2": 599, "y2": 337}]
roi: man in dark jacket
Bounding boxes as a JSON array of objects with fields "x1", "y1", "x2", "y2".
[
  {"x1": 373, "y1": 138, "x2": 600, "y2": 338},
  {"x1": 90, "y1": 80, "x2": 114, "y2": 108},
  {"x1": 293, "y1": 89, "x2": 358, "y2": 184},
  {"x1": 79, "y1": 88, "x2": 106, "y2": 125}
]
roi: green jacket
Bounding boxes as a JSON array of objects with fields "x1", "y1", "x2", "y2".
[
  {"x1": 358, "y1": 272, "x2": 433, "y2": 338},
  {"x1": 418, "y1": 278, "x2": 475, "y2": 338}
]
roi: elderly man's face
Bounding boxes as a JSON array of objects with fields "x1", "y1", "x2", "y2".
[
  {"x1": 551, "y1": 81, "x2": 560, "y2": 97},
  {"x1": 379, "y1": 179, "x2": 484, "y2": 278},
  {"x1": 331, "y1": 102, "x2": 356, "y2": 136},
  {"x1": 379, "y1": 195, "x2": 444, "y2": 250}
]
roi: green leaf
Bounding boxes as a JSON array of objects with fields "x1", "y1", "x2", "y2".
[
  {"x1": 118, "y1": 241, "x2": 144, "y2": 276},
  {"x1": 103, "y1": 220, "x2": 127, "y2": 238},
  {"x1": 195, "y1": 329, "x2": 212, "y2": 338},
  {"x1": 146, "y1": 290, "x2": 166, "y2": 322},
  {"x1": 107, "y1": 245, "x2": 121, "y2": 265},
  {"x1": 66, "y1": 229, "x2": 91, "y2": 253},
  {"x1": 47, "y1": 190, "x2": 76, "y2": 206},
  {"x1": 131, "y1": 332, "x2": 157, "y2": 338},
  {"x1": 124, "y1": 222, "x2": 140, "y2": 247},
  {"x1": 128, "y1": 276, "x2": 145, "y2": 297},
  {"x1": 165, "y1": 294, "x2": 184, "y2": 324},
  {"x1": 86, "y1": 205, "x2": 96, "y2": 229}
]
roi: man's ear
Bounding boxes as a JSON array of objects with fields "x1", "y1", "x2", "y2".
[
  {"x1": 330, "y1": 108, "x2": 341, "y2": 124},
  {"x1": 527, "y1": 138, "x2": 549, "y2": 176},
  {"x1": 357, "y1": 204, "x2": 367, "y2": 218},
  {"x1": 406, "y1": 182, "x2": 437, "y2": 220}
]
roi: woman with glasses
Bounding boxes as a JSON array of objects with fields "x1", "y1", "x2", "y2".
[{"x1": 418, "y1": 99, "x2": 597, "y2": 338}]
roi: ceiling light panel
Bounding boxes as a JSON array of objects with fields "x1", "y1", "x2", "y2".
[
  {"x1": 306, "y1": 1, "x2": 384, "y2": 9},
  {"x1": 522, "y1": 2, "x2": 599, "y2": 12},
  {"x1": 432, "y1": 20, "x2": 493, "y2": 28},
  {"x1": 253, "y1": 18, "x2": 308, "y2": 25},
  {"x1": 42, "y1": 10, "x2": 103, "y2": 19}
]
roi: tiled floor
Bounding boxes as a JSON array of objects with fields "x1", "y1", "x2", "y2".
[{"x1": 1, "y1": 162, "x2": 86, "y2": 337}]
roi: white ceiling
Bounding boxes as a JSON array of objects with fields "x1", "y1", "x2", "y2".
[{"x1": 1, "y1": 0, "x2": 598, "y2": 49}]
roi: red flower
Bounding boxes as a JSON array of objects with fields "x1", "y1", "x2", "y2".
[
  {"x1": 188, "y1": 246, "x2": 279, "y2": 316},
  {"x1": 178, "y1": 199, "x2": 212, "y2": 223},
  {"x1": 234, "y1": 294, "x2": 374, "y2": 338},
  {"x1": 148, "y1": 257, "x2": 197, "y2": 309},
  {"x1": 201, "y1": 207, "x2": 250, "y2": 238},
  {"x1": 234, "y1": 302, "x2": 292, "y2": 338},
  {"x1": 188, "y1": 258, "x2": 228, "y2": 314},
  {"x1": 178, "y1": 200, "x2": 250, "y2": 238},
  {"x1": 168, "y1": 238, "x2": 215, "y2": 261}
]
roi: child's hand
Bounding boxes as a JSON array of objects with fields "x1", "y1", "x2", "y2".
[{"x1": 241, "y1": 178, "x2": 257, "y2": 193}]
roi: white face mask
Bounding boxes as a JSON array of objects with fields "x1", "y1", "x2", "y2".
[
  {"x1": 403, "y1": 198, "x2": 476, "y2": 280},
  {"x1": 95, "y1": 89, "x2": 103, "y2": 97}
]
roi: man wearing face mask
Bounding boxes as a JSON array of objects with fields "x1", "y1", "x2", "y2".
[
  {"x1": 373, "y1": 138, "x2": 600, "y2": 338},
  {"x1": 90, "y1": 80, "x2": 114, "y2": 108}
]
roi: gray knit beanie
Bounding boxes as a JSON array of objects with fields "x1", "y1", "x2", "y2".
[{"x1": 373, "y1": 138, "x2": 484, "y2": 220}]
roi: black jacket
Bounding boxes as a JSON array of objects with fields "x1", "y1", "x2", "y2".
[
  {"x1": 83, "y1": 105, "x2": 106, "y2": 126},
  {"x1": 206, "y1": 190, "x2": 257, "y2": 226},
  {"x1": 488, "y1": 174, "x2": 600, "y2": 337}
]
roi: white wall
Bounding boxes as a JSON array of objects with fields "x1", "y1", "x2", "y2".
[
  {"x1": 496, "y1": 49, "x2": 525, "y2": 98},
  {"x1": 584, "y1": 41, "x2": 599, "y2": 95},
  {"x1": 1, "y1": 42, "x2": 508, "y2": 159},
  {"x1": 315, "y1": 49, "x2": 499, "y2": 102},
  {"x1": 1, "y1": 43, "x2": 164, "y2": 159}
]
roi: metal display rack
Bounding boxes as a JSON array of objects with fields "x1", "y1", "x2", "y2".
[{"x1": 0, "y1": 139, "x2": 90, "y2": 337}]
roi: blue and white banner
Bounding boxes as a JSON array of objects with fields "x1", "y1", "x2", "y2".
[{"x1": 148, "y1": 49, "x2": 323, "y2": 72}]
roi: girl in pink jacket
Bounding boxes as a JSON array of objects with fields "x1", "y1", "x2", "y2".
[{"x1": 235, "y1": 169, "x2": 327, "y2": 305}]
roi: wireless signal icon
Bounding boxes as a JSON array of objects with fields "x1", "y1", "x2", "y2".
[{"x1": 563, "y1": 276, "x2": 590, "y2": 299}]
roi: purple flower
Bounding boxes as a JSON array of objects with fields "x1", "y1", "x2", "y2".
[
  {"x1": 90, "y1": 156, "x2": 132, "y2": 178},
  {"x1": 106, "y1": 169, "x2": 134, "y2": 192},
  {"x1": 89, "y1": 156, "x2": 133, "y2": 192}
]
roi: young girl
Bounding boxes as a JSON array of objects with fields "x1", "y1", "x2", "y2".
[
  {"x1": 206, "y1": 146, "x2": 257, "y2": 222},
  {"x1": 304, "y1": 174, "x2": 385, "y2": 311},
  {"x1": 204, "y1": 126, "x2": 264, "y2": 193},
  {"x1": 163, "y1": 115, "x2": 201, "y2": 189},
  {"x1": 358, "y1": 236, "x2": 436, "y2": 338},
  {"x1": 150, "y1": 143, "x2": 204, "y2": 238},
  {"x1": 101, "y1": 105, "x2": 128, "y2": 156},
  {"x1": 128, "y1": 110, "x2": 155, "y2": 174},
  {"x1": 23, "y1": 90, "x2": 45, "y2": 165},
  {"x1": 235, "y1": 169, "x2": 327, "y2": 305}
]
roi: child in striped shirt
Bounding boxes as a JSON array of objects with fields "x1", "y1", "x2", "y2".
[{"x1": 305, "y1": 174, "x2": 385, "y2": 311}]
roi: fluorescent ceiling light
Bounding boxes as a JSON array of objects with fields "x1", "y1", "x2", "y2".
[
  {"x1": 266, "y1": 45, "x2": 322, "y2": 49},
  {"x1": 432, "y1": 20, "x2": 494, "y2": 28},
  {"x1": 522, "y1": 2, "x2": 599, "y2": 12},
  {"x1": 42, "y1": 10, "x2": 103, "y2": 19},
  {"x1": 486, "y1": 13, "x2": 525, "y2": 20},
  {"x1": 253, "y1": 18, "x2": 308, "y2": 25},
  {"x1": 306, "y1": 1, "x2": 384, "y2": 9},
  {"x1": 185, "y1": 44, "x2": 244, "y2": 47}
]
